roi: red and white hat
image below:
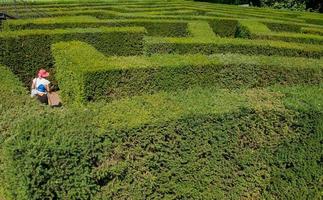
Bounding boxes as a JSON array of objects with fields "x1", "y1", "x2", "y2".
[{"x1": 38, "y1": 69, "x2": 49, "y2": 78}]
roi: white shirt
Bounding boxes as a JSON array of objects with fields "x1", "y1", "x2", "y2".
[{"x1": 33, "y1": 78, "x2": 50, "y2": 94}]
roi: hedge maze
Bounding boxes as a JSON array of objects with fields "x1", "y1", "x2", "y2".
[{"x1": 0, "y1": 1, "x2": 322, "y2": 199}]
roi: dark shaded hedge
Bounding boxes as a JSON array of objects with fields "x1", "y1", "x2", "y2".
[
  {"x1": 209, "y1": 19, "x2": 239, "y2": 37},
  {"x1": 2, "y1": 108, "x2": 322, "y2": 199},
  {"x1": 0, "y1": 27, "x2": 145, "y2": 86}
]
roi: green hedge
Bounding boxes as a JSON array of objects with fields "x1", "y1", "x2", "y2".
[
  {"x1": 2, "y1": 88, "x2": 322, "y2": 199},
  {"x1": 0, "y1": 64, "x2": 41, "y2": 199},
  {"x1": 6, "y1": 16, "x2": 189, "y2": 37},
  {"x1": 253, "y1": 33, "x2": 323, "y2": 45},
  {"x1": 264, "y1": 22, "x2": 302, "y2": 32},
  {"x1": 1, "y1": 110, "x2": 102, "y2": 200},
  {"x1": 209, "y1": 19, "x2": 239, "y2": 37},
  {"x1": 53, "y1": 41, "x2": 323, "y2": 104},
  {"x1": 16, "y1": 9, "x2": 121, "y2": 19},
  {"x1": 301, "y1": 27, "x2": 323, "y2": 36},
  {"x1": 0, "y1": 64, "x2": 37, "y2": 142},
  {"x1": 194, "y1": 0, "x2": 249, "y2": 5},
  {"x1": 145, "y1": 37, "x2": 323, "y2": 58},
  {"x1": 111, "y1": 20, "x2": 189, "y2": 37},
  {"x1": 304, "y1": 18, "x2": 323, "y2": 26},
  {"x1": 0, "y1": 26, "x2": 146, "y2": 86},
  {"x1": 238, "y1": 20, "x2": 323, "y2": 45}
]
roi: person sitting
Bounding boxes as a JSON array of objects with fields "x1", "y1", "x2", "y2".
[{"x1": 31, "y1": 69, "x2": 50, "y2": 104}]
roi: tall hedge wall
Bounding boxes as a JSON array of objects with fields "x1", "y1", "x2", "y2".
[
  {"x1": 145, "y1": 37, "x2": 323, "y2": 58},
  {"x1": 6, "y1": 16, "x2": 189, "y2": 37},
  {"x1": 0, "y1": 27, "x2": 146, "y2": 86},
  {"x1": 53, "y1": 41, "x2": 323, "y2": 104}
]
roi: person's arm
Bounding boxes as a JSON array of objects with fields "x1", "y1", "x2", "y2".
[
  {"x1": 31, "y1": 79, "x2": 35, "y2": 89},
  {"x1": 46, "y1": 84, "x2": 51, "y2": 93}
]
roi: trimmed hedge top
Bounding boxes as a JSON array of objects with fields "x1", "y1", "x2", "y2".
[
  {"x1": 53, "y1": 41, "x2": 221, "y2": 71},
  {"x1": 2, "y1": 83, "x2": 322, "y2": 199},
  {"x1": 54, "y1": 41, "x2": 323, "y2": 71},
  {"x1": 0, "y1": 26, "x2": 146, "y2": 37},
  {"x1": 145, "y1": 36, "x2": 323, "y2": 58},
  {"x1": 53, "y1": 41, "x2": 323, "y2": 104},
  {"x1": 6, "y1": 15, "x2": 191, "y2": 26},
  {"x1": 239, "y1": 20, "x2": 323, "y2": 45}
]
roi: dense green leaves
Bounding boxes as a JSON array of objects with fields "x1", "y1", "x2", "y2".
[
  {"x1": 53, "y1": 41, "x2": 323, "y2": 104},
  {"x1": 0, "y1": 27, "x2": 146, "y2": 86},
  {"x1": 2, "y1": 103, "x2": 322, "y2": 199},
  {"x1": 0, "y1": 1, "x2": 322, "y2": 199},
  {"x1": 7, "y1": 16, "x2": 189, "y2": 37}
]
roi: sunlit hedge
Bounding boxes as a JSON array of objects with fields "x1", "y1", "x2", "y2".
[
  {"x1": 0, "y1": 27, "x2": 146, "y2": 85},
  {"x1": 145, "y1": 36, "x2": 323, "y2": 58},
  {"x1": 2, "y1": 87, "x2": 322, "y2": 199},
  {"x1": 53, "y1": 41, "x2": 323, "y2": 104},
  {"x1": 1, "y1": 1, "x2": 323, "y2": 199},
  {"x1": 6, "y1": 16, "x2": 189, "y2": 37}
]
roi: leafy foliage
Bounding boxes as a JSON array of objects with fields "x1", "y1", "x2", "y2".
[
  {"x1": 0, "y1": 27, "x2": 146, "y2": 86},
  {"x1": 0, "y1": 1, "x2": 322, "y2": 200},
  {"x1": 53, "y1": 41, "x2": 322, "y2": 104}
]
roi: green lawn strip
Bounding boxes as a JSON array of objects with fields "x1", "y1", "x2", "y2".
[
  {"x1": 145, "y1": 36, "x2": 323, "y2": 58},
  {"x1": 0, "y1": 26, "x2": 146, "y2": 86},
  {"x1": 53, "y1": 41, "x2": 322, "y2": 104},
  {"x1": 188, "y1": 21, "x2": 217, "y2": 38}
]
